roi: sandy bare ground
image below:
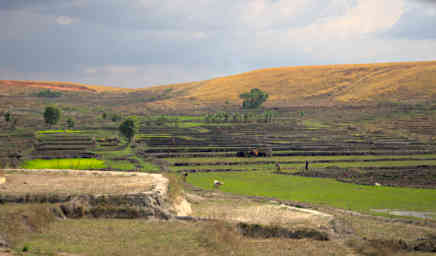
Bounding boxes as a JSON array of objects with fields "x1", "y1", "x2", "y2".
[
  {"x1": 188, "y1": 192, "x2": 333, "y2": 230},
  {"x1": 0, "y1": 249, "x2": 13, "y2": 256},
  {"x1": 0, "y1": 169, "x2": 168, "y2": 196}
]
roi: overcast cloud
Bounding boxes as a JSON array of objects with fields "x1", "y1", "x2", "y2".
[{"x1": 0, "y1": 0, "x2": 435, "y2": 88}]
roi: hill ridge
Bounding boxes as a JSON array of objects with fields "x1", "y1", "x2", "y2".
[{"x1": 1, "y1": 60, "x2": 436, "y2": 109}]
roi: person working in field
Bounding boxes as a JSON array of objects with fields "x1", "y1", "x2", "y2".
[
  {"x1": 182, "y1": 172, "x2": 188, "y2": 182},
  {"x1": 275, "y1": 162, "x2": 281, "y2": 171},
  {"x1": 213, "y1": 180, "x2": 224, "y2": 188}
]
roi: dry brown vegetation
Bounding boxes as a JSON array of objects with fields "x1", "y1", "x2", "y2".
[
  {"x1": 0, "y1": 80, "x2": 132, "y2": 93},
  {"x1": 2, "y1": 61, "x2": 436, "y2": 111},
  {"x1": 138, "y1": 61, "x2": 436, "y2": 110},
  {"x1": 0, "y1": 175, "x2": 435, "y2": 255}
]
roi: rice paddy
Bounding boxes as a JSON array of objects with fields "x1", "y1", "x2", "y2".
[
  {"x1": 21, "y1": 158, "x2": 105, "y2": 170},
  {"x1": 188, "y1": 172, "x2": 436, "y2": 217}
]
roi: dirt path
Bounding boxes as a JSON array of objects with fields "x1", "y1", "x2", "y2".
[{"x1": 187, "y1": 190, "x2": 334, "y2": 231}]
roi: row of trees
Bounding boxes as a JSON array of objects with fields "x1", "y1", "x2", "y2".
[
  {"x1": 36, "y1": 89, "x2": 62, "y2": 98},
  {"x1": 205, "y1": 110, "x2": 276, "y2": 123},
  {"x1": 4, "y1": 106, "x2": 136, "y2": 144},
  {"x1": 3, "y1": 107, "x2": 75, "y2": 130},
  {"x1": 3, "y1": 87, "x2": 269, "y2": 142}
]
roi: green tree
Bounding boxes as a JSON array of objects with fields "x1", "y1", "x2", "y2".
[
  {"x1": 223, "y1": 112, "x2": 229, "y2": 122},
  {"x1": 119, "y1": 118, "x2": 136, "y2": 143},
  {"x1": 4, "y1": 112, "x2": 11, "y2": 123},
  {"x1": 111, "y1": 114, "x2": 122, "y2": 122},
  {"x1": 205, "y1": 114, "x2": 212, "y2": 123},
  {"x1": 102, "y1": 112, "x2": 107, "y2": 119},
  {"x1": 240, "y1": 88, "x2": 269, "y2": 109},
  {"x1": 66, "y1": 118, "x2": 75, "y2": 129},
  {"x1": 43, "y1": 106, "x2": 61, "y2": 128}
]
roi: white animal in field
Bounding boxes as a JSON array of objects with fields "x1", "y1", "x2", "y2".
[
  {"x1": 213, "y1": 180, "x2": 224, "y2": 188},
  {"x1": 374, "y1": 182, "x2": 381, "y2": 186}
]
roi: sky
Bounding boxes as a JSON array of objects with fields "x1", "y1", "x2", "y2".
[{"x1": 0, "y1": 0, "x2": 436, "y2": 88}]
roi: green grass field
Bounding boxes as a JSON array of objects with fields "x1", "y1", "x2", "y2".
[
  {"x1": 188, "y1": 172, "x2": 436, "y2": 216},
  {"x1": 103, "y1": 160, "x2": 136, "y2": 170},
  {"x1": 36, "y1": 130, "x2": 81, "y2": 134},
  {"x1": 21, "y1": 158, "x2": 105, "y2": 170},
  {"x1": 171, "y1": 164, "x2": 276, "y2": 172}
]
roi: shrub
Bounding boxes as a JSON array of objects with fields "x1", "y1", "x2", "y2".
[
  {"x1": 119, "y1": 118, "x2": 136, "y2": 143},
  {"x1": 36, "y1": 89, "x2": 62, "y2": 98},
  {"x1": 111, "y1": 114, "x2": 122, "y2": 122},
  {"x1": 240, "y1": 88, "x2": 269, "y2": 109},
  {"x1": 66, "y1": 118, "x2": 75, "y2": 129},
  {"x1": 4, "y1": 112, "x2": 11, "y2": 123},
  {"x1": 43, "y1": 106, "x2": 61, "y2": 128}
]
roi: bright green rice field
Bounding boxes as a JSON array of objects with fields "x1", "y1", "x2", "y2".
[
  {"x1": 21, "y1": 158, "x2": 105, "y2": 170},
  {"x1": 188, "y1": 172, "x2": 436, "y2": 217}
]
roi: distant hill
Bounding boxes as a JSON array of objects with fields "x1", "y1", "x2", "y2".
[
  {"x1": 0, "y1": 80, "x2": 131, "y2": 93},
  {"x1": 137, "y1": 61, "x2": 436, "y2": 110},
  {"x1": 1, "y1": 61, "x2": 436, "y2": 110}
]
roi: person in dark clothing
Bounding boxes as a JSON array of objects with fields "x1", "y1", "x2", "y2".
[
  {"x1": 305, "y1": 160, "x2": 309, "y2": 170},
  {"x1": 275, "y1": 162, "x2": 281, "y2": 171}
]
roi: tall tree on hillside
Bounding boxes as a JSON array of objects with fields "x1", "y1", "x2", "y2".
[
  {"x1": 4, "y1": 112, "x2": 11, "y2": 125},
  {"x1": 240, "y1": 88, "x2": 269, "y2": 109},
  {"x1": 119, "y1": 118, "x2": 136, "y2": 143},
  {"x1": 66, "y1": 118, "x2": 75, "y2": 129},
  {"x1": 44, "y1": 106, "x2": 61, "y2": 128}
]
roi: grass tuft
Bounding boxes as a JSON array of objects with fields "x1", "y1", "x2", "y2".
[{"x1": 0, "y1": 204, "x2": 56, "y2": 247}]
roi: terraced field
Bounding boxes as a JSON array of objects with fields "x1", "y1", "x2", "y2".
[
  {"x1": 130, "y1": 112, "x2": 436, "y2": 219},
  {"x1": 137, "y1": 120, "x2": 435, "y2": 174},
  {"x1": 2, "y1": 129, "x2": 159, "y2": 172},
  {"x1": 33, "y1": 132, "x2": 96, "y2": 159},
  {"x1": 1, "y1": 105, "x2": 435, "y2": 219}
]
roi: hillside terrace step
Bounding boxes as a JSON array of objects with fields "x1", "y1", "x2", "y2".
[
  {"x1": 149, "y1": 150, "x2": 436, "y2": 158},
  {"x1": 38, "y1": 135, "x2": 92, "y2": 139},
  {"x1": 29, "y1": 152, "x2": 97, "y2": 159},
  {"x1": 171, "y1": 158, "x2": 436, "y2": 166},
  {"x1": 35, "y1": 146, "x2": 92, "y2": 151},
  {"x1": 38, "y1": 139, "x2": 93, "y2": 143},
  {"x1": 37, "y1": 142, "x2": 95, "y2": 146}
]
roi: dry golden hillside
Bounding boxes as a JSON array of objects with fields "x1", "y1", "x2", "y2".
[
  {"x1": 140, "y1": 61, "x2": 436, "y2": 110},
  {"x1": 1, "y1": 61, "x2": 435, "y2": 110},
  {"x1": 0, "y1": 80, "x2": 131, "y2": 93}
]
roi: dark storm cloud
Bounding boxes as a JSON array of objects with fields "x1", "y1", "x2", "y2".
[
  {"x1": 382, "y1": 0, "x2": 436, "y2": 40},
  {"x1": 415, "y1": 0, "x2": 436, "y2": 3},
  {"x1": 0, "y1": 0, "x2": 436, "y2": 88}
]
